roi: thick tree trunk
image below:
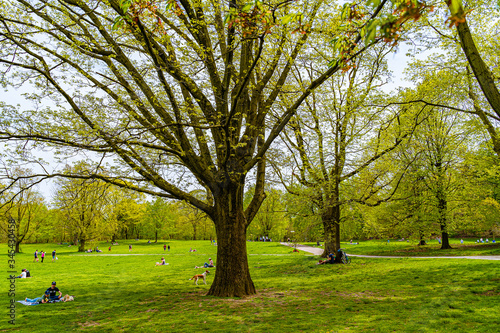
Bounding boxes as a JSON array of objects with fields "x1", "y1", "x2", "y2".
[
  {"x1": 437, "y1": 194, "x2": 452, "y2": 249},
  {"x1": 418, "y1": 230, "x2": 426, "y2": 245},
  {"x1": 15, "y1": 241, "x2": 21, "y2": 254},
  {"x1": 155, "y1": 230, "x2": 158, "y2": 243},
  {"x1": 78, "y1": 238, "x2": 86, "y2": 252},
  {"x1": 440, "y1": 224, "x2": 452, "y2": 250},
  {"x1": 207, "y1": 185, "x2": 256, "y2": 297},
  {"x1": 322, "y1": 204, "x2": 341, "y2": 262}
]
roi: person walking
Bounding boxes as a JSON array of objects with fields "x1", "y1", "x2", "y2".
[
  {"x1": 163, "y1": 244, "x2": 166, "y2": 251},
  {"x1": 34, "y1": 250, "x2": 39, "y2": 262},
  {"x1": 168, "y1": 245, "x2": 170, "y2": 251},
  {"x1": 51, "y1": 249, "x2": 56, "y2": 262},
  {"x1": 41, "y1": 251, "x2": 45, "y2": 263}
]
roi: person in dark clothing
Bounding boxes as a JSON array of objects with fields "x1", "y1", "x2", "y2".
[
  {"x1": 43, "y1": 282, "x2": 62, "y2": 302},
  {"x1": 318, "y1": 253, "x2": 335, "y2": 265}
]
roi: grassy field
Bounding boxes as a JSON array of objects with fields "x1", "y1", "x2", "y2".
[
  {"x1": 305, "y1": 238, "x2": 500, "y2": 257},
  {"x1": 1, "y1": 240, "x2": 499, "y2": 332}
]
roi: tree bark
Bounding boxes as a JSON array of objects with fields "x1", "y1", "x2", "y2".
[
  {"x1": 454, "y1": 18, "x2": 500, "y2": 118},
  {"x1": 321, "y1": 204, "x2": 341, "y2": 262},
  {"x1": 207, "y1": 184, "x2": 256, "y2": 297},
  {"x1": 437, "y1": 192, "x2": 452, "y2": 250},
  {"x1": 440, "y1": 223, "x2": 452, "y2": 249},
  {"x1": 78, "y1": 238, "x2": 86, "y2": 252}
]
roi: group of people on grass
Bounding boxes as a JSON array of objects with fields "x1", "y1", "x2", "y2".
[
  {"x1": 85, "y1": 247, "x2": 103, "y2": 253},
  {"x1": 24, "y1": 281, "x2": 73, "y2": 304},
  {"x1": 154, "y1": 245, "x2": 215, "y2": 269},
  {"x1": 34, "y1": 250, "x2": 57, "y2": 263},
  {"x1": 476, "y1": 238, "x2": 496, "y2": 243}
]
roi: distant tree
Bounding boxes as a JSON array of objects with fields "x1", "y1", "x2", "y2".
[
  {"x1": 0, "y1": 169, "x2": 47, "y2": 253},
  {"x1": 53, "y1": 163, "x2": 111, "y2": 252},
  {"x1": 108, "y1": 188, "x2": 145, "y2": 242},
  {"x1": 245, "y1": 187, "x2": 288, "y2": 242},
  {"x1": 143, "y1": 197, "x2": 175, "y2": 242}
]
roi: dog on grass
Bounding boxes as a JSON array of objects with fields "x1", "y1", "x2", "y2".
[
  {"x1": 62, "y1": 294, "x2": 74, "y2": 302},
  {"x1": 189, "y1": 270, "x2": 210, "y2": 285}
]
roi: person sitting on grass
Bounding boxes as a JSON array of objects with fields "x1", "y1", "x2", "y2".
[
  {"x1": 200, "y1": 258, "x2": 214, "y2": 268},
  {"x1": 155, "y1": 257, "x2": 168, "y2": 266},
  {"x1": 43, "y1": 282, "x2": 62, "y2": 303},
  {"x1": 15, "y1": 269, "x2": 29, "y2": 278},
  {"x1": 318, "y1": 253, "x2": 335, "y2": 265},
  {"x1": 195, "y1": 258, "x2": 215, "y2": 269}
]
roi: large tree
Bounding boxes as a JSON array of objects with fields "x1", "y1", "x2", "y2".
[
  {"x1": 275, "y1": 47, "x2": 426, "y2": 259},
  {"x1": 0, "y1": 0, "x2": 432, "y2": 295}
]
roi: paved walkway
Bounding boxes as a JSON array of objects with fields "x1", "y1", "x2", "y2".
[{"x1": 280, "y1": 243, "x2": 500, "y2": 260}]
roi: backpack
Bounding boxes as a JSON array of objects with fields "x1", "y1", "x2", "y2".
[{"x1": 26, "y1": 270, "x2": 31, "y2": 277}]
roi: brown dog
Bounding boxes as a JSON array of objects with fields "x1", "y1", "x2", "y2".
[{"x1": 189, "y1": 270, "x2": 210, "y2": 285}]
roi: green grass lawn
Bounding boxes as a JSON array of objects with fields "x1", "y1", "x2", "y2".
[
  {"x1": 305, "y1": 238, "x2": 500, "y2": 257},
  {"x1": 2, "y1": 240, "x2": 499, "y2": 332}
]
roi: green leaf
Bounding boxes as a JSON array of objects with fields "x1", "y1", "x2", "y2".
[
  {"x1": 449, "y1": 0, "x2": 463, "y2": 15},
  {"x1": 328, "y1": 59, "x2": 339, "y2": 68},
  {"x1": 224, "y1": 13, "x2": 232, "y2": 25},
  {"x1": 363, "y1": 19, "x2": 378, "y2": 45},
  {"x1": 112, "y1": 16, "x2": 124, "y2": 31},
  {"x1": 341, "y1": 4, "x2": 350, "y2": 21},
  {"x1": 119, "y1": 0, "x2": 132, "y2": 13},
  {"x1": 242, "y1": 2, "x2": 253, "y2": 12},
  {"x1": 281, "y1": 14, "x2": 293, "y2": 25}
]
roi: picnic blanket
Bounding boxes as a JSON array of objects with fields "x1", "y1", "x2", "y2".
[{"x1": 17, "y1": 297, "x2": 63, "y2": 306}]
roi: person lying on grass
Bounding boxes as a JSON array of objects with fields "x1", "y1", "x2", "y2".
[{"x1": 317, "y1": 253, "x2": 335, "y2": 265}]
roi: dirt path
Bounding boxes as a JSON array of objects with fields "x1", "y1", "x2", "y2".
[{"x1": 280, "y1": 243, "x2": 500, "y2": 260}]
